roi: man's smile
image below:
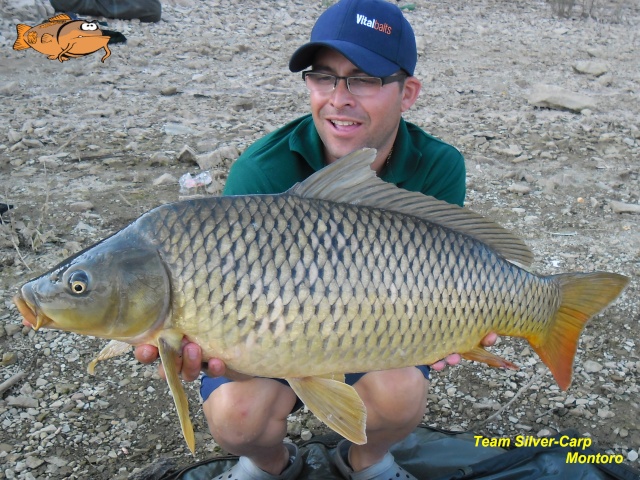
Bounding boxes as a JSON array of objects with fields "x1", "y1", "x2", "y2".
[{"x1": 328, "y1": 118, "x2": 362, "y2": 133}]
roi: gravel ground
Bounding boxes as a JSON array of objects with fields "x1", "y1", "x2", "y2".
[{"x1": 0, "y1": 0, "x2": 639, "y2": 478}]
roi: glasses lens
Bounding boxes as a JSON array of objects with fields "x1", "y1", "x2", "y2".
[
  {"x1": 304, "y1": 73, "x2": 336, "y2": 92},
  {"x1": 347, "y1": 77, "x2": 382, "y2": 96}
]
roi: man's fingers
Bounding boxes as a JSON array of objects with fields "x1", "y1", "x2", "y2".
[
  {"x1": 430, "y1": 359, "x2": 446, "y2": 371},
  {"x1": 481, "y1": 332, "x2": 498, "y2": 347},
  {"x1": 445, "y1": 353, "x2": 461, "y2": 366},
  {"x1": 431, "y1": 335, "x2": 498, "y2": 373},
  {"x1": 134, "y1": 345, "x2": 159, "y2": 364},
  {"x1": 204, "y1": 358, "x2": 227, "y2": 378},
  {"x1": 180, "y1": 343, "x2": 203, "y2": 382},
  {"x1": 431, "y1": 353, "x2": 462, "y2": 371}
]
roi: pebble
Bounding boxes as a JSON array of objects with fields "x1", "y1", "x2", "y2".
[
  {"x1": 7, "y1": 396, "x2": 39, "y2": 409},
  {"x1": 161, "y1": 86, "x2": 178, "y2": 96},
  {"x1": 507, "y1": 183, "x2": 531, "y2": 195},
  {"x1": 2, "y1": 351, "x2": 17, "y2": 366},
  {"x1": 177, "y1": 145, "x2": 198, "y2": 164},
  {"x1": 153, "y1": 173, "x2": 178, "y2": 186},
  {"x1": 527, "y1": 84, "x2": 597, "y2": 113},
  {"x1": 4, "y1": 324, "x2": 22, "y2": 336},
  {"x1": 583, "y1": 360, "x2": 603, "y2": 373},
  {"x1": 26, "y1": 457, "x2": 45, "y2": 469},
  {"x1": 609, "y1": 201, "x2": 640, "y2": 214},
  {"x1": 163, "y1": 123, "x2": 198, "y2": 136},
  {"x1": 628, "y1": 450, "x2": 638, "y2": 462},
  {"x1": 573, "y1": 60, "x2": 609, "y2": 76},
  {"x1": 68, "y1": 202, "x2": 94, "y2": 212},
  {"x1": 597, "y1": 409, "x2": 615, "y2": 419}
]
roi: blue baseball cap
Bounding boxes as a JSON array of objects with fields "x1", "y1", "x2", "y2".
[{"x1": 289, "y1": 0, "x2": 417, "y2": 77}]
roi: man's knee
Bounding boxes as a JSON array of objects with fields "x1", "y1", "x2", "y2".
[
  {"x1": 203, "y1": 379, "x2": 296, "y2": 446},
  {"x1": 356, "y1": 368, "x2": 429, "y2": 426}
]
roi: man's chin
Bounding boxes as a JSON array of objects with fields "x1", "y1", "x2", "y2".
[{"x1": 324, "y1": 144, "x2": 367, "y2": 164}]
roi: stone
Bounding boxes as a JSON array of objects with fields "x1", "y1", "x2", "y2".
[
  {"x1": 507, "y1": 183, "x2": 531, "y2": 195},
  {"x1": 68, "y1": 202, "x2": 94, "y2": 213},
  {"x1": 527, "y1": 84, "x2": 597, "y2": 113},
  {"x1": 7, "y1": 395, "x2": 39, "y2": 409},
  {"x1": 2, "y1": 351, "x2": 17, "y2": 366},
  {"x1": 152, "y1": 173, "x2": 178, "y2": 186},
  {"x1": 583, "y1": 360, "x2": 603, "y2": 373},
  {"x1": 572, "y1": 61, "x2": 608, "y2": 77},
  {"x1": 177, "y1": 145, "x2": 198, "y2": 164},
  {"x1": 609, "y1": 201, "x2": 640, "y2": 214}
]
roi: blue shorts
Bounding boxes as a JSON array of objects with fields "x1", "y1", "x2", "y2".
[{"x1": 200, "y1": 366, "x2": 430, "y2": 411}]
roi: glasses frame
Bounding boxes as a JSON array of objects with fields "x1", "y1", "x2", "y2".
[{"x1": 301, "y1": 71, "x2": 407, "y2": 96}]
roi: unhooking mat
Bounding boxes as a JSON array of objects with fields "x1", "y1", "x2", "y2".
[{"x1": 148, "y1": 425, "x2": 639, "y2": 480}]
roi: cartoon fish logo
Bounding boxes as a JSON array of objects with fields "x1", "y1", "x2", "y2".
[{"x1": 13, "y1": 14, "x2": 111, "y2": 62}]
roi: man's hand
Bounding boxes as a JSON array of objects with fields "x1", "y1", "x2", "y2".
[
  {"x1": 430, "y1": 332, "x2": 499, "y2": 372},
  {"x1": 133, "y1": 342, "x2": 225, "y2": 381},
  {"x1": 134, "y1": 332, "x2": 500, "y2": 380}
]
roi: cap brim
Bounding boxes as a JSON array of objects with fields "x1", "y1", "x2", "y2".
[{"x1": 289, "y1": 40, "x2": 401, "y2": 78}]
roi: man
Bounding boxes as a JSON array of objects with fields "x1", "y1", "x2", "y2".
[{"x1": 136, "y1": 1, "x2": 497, "y2": 478}]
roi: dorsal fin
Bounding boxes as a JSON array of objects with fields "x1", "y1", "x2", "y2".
[
  {"x1": 48, "y1": 14, "x2": 72, "y2": 22},
  {"x1": 288, "y1": 148, "x2": 533, "y2": 267}
]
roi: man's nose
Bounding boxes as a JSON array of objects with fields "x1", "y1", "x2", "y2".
[{"x1": 330, "y1": 77, "x2": 355, "y2": 106}]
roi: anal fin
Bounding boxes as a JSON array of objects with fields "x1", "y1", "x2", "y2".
[
  {"x1": 462, "y1": 346, "x2": 518, "y2": 370},
  {"x1": 287, "y1": 376, "x2": 366, "y2": 445},
  {"x1": 158, "y1": 337, "x2": 195, "y2": 454}
]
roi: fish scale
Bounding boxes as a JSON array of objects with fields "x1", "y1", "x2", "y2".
[
  {"x1": 135, "y1": 192, "x2": 557, "y2": 378},
  {"x1": 13, "y1": 149, "x2": 629, "y2": 452}
]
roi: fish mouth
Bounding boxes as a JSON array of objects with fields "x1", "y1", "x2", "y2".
[{"x1": 13, "y1": 291, "x2": 53, "y2": 331}]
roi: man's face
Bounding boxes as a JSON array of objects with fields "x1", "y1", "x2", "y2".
[{"x1": 309, "y1": 48, "x2": 420, "y2": 171}]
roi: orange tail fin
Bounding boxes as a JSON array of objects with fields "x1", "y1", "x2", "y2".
[
  {"x1": 530, "y1": 272, "x2": 629, "y2": 391},
  {"x1": 14, "y1": 24, "x2": 32, "y2": 51}
]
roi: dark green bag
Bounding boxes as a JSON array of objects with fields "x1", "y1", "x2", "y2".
[{"x1": 135, "y1": 426, "x2": 639, "y2": 480}]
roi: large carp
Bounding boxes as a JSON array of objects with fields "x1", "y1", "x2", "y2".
[{"x1": 13, "y1": 149, "x2": 628, "y2": 453}]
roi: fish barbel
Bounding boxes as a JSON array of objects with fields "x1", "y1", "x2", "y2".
[{"x1": 13, "y1": 149, "x2": 629, "y2": 453}]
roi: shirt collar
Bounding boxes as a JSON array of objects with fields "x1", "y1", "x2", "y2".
[
  {"x1": 381, "y1": 119, "x2": 422, "y2": 185},
  {"x1": 289, "y1": 115, "x2": 327, "y2": 172},
  {"x1": 288, "y1": 114, "x2": 422, "y2": 182}
]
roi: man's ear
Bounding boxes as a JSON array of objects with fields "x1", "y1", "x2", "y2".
[{"x1": 401, "y1": 76, "x2": 422, "y2": 112}]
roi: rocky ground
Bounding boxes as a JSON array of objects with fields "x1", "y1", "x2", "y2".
[{"x1": 0, "y1": 0, "x2": 638, "y2": 478}]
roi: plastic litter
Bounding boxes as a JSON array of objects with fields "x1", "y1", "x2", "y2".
[{"x1": 179, "y1": 171, "x2": 212, "y2": 197}]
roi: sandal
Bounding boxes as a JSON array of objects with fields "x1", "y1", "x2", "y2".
[
  {"x1": 334, "y1": 440, "x2": 417, "y2": 480},
  {"x1": 213, "y1": 443, "x2": 303, "y2": 480}
]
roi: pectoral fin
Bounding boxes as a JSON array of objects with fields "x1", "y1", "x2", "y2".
[
  {"x1": 287, "y1": 376, "x2": 366, "y2": 445},
  {"x1": 87, "y1": 340, "x2": 131, "y2": 374},
  {"x1": 462, "y1": 346, "x2": 518, "y2": 370},
  {"x1": 158, "y1": 337, "x2": 195, "y2": 454}
]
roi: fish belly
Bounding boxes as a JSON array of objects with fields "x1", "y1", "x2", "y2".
[{"x1": 147, "y1": 195, "x2": 558, "y2": 378}]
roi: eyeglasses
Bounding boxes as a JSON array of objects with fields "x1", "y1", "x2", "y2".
[{"x1": 301, "y1": 71, "x2": 407, "y2": 97}]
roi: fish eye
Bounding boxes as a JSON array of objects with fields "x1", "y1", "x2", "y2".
[
  {"x1": 81, "y1": 22, "x2": 98, "y2": 31},
  {"x1": 68, "y1": 271, "x2": 89, "y2": 294}
]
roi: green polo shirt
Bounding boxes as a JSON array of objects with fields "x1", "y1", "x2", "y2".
[{"x1": 223, "y1": 114, "x2": 465, "y2": 206}]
